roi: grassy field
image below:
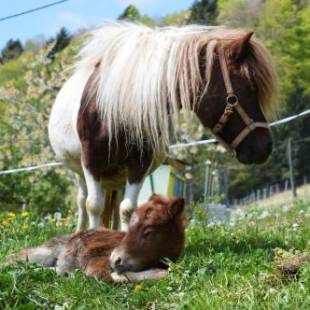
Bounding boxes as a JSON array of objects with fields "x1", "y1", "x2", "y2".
[
  {"x1": 1, "y1": 199, "x2": 310, "y2": 309},
  {"x1": 242, "y1": 184, "x2": 310, "y2": 209}
]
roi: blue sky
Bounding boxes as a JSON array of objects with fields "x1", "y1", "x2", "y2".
[{"x1": 0, "y1": 0, "x2": 194, "y2": 49}]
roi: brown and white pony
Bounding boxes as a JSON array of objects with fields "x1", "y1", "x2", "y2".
[
  {"x1": 11, "y1": 195, "x2": 185, "y2": 282},
  {"x1": 48, "y1": 22, "x2": 277, "y2": 231}
]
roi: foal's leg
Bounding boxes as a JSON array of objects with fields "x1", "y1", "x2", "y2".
[
  {"x1": 76, "y1": 175, "x2": 88, "y2": 231},
  {"x1": 111, "y1": 269, "x2": 168, "y2": 283},
  {"x1": 82, "y1": 164, "x2": 104, "y2": 229},
  {"x1": 120, "y1": 180, "x2": 144, "y2": 231}
]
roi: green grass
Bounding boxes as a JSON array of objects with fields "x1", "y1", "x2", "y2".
[{"x1": 1, "y1": 200, "x2": 310, "y2": 309}]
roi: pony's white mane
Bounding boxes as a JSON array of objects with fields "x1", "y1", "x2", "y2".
[{"x1": 76, "y1": 22, "x2": 277, "y2": 153}]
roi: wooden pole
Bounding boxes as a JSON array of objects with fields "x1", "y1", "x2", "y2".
[
  {"x1": 204, "y1": 160, "x2": 211, "y2": 200},
  {"x1": 287, "y1": 138, "x2": 297, "y2": 198}
]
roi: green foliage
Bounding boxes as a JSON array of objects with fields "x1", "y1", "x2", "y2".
[
  {"x1": 161, "y1": 10, "x2": 190, "y2": 26},
  {"x1": 258, "y1": 0, "x2": 299, "y2": 101},
  {"x1": 0, "y1": 40, "x2": 79, "y2": 214},
  {"x1": 118, "y1": 5, "x2": 156, "y2": 26},
  {"x1": 0, "y1": 54, "x2": 28, "y2": 89},
  {"x1": 217, "y1": 0, "x2": 263, "y2": 28},
  {"x1": 188, "y1": 0, "x2": 218, "y2": 25},
  {"x1": 1, "y1": 39, "x2": 24, "y2": 63},
  {"x1": 118, "y1": 5, "x2": 140, "y2": 21}
]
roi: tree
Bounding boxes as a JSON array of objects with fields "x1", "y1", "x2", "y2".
[
  {"x1": 1, "y1": 39, "x2": 24, "y2": 63},
  {"x1": 118, "y1": 5, "x2": 140, "y2": 21},
  {"x1": 188, "y1": 0, "x2": 218, "y2": 25},
  {"x1": 47, "y1": 27, "x2": 71, "y2": 60},
  {"x1": 161, "y1": 10, "x2": 190, "y2": 26},
  {"x1": 217, "y1": 0, "x2": 263, "y2": 28},
  {"x1": 118, "y1": 4, "x2": 156, "y2": 26},
  {"x1": 0, "y1": 43, "x2": 78, "y2": 213}
]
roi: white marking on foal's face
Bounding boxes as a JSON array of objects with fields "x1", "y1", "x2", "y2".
[{"x1": 110, "y1": 247, "x2": 139, "y2": 274}]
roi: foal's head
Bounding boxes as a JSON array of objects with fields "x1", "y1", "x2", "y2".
[
  {"x1": 110, "y1": 195, "x2": 185, "y2": 274},
  {"x1": 196, "y1": 31, "x2": 277, "y2": 164}
]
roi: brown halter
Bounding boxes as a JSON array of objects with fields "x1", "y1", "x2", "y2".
[{"x1": 211, "y1": 47, "x2": 269, "y2": 153}]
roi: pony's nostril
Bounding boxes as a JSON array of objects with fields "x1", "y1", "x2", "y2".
[{"x1": 115, "y1": 257, "x2": 122, "y2": 266}]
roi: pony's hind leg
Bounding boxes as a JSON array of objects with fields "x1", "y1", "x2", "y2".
[
  {"x1": 82, "y1": 164, "x2": 104, "y2": 229},
  {"x1": 76, "y1": 175, "x2": 88, "y2": 231}
]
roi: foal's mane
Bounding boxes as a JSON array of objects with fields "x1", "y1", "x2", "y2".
[{"x1": 76, "y1": 22, "x2": 277, "y2": 153}]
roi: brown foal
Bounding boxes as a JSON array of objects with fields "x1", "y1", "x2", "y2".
[{"x1": 10, "y1": 195, "x2": 185, "y2": 282}]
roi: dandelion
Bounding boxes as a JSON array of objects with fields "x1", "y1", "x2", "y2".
[
  {"x1": 133, "y1": 284, "x2": 143, "y2": 293},
  {"x1": 21, "y1": 211, "x2": 29, "y2": 218},
  {"x1": 2, "y1": 219, "x2": 9, "y2": 226},
  {"x1": 7, "y1": 212, "x2": 16, "y2": 221}
]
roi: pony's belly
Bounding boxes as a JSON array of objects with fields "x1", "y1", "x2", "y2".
[
  {"x1": 101, "y1": 167, "x2": 127, "y2": 190},
  {"x1": 48, "y1": 68, "x2": 94, "y2": 167}
]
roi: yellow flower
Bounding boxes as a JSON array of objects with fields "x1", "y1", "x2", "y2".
[
  {"x1": 2, "y1": 219, "x2": 9, "y2": 226},
  {"x1": 7, "y1": 212, "x2": 16, "y2": 221},
  {"x1": 133, "y1": 284, "x2": 143, "y2": 293},
  {"x1": 21, "y1": 211, "x2": 29, "y2": 218}
]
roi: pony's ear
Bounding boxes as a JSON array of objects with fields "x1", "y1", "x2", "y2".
[
  {"x1": 168, "y1": 197, "x2": 185, "y2": 219},
  {"x1": 226, "y1": 32, "x2": 254, "y2": 62}
]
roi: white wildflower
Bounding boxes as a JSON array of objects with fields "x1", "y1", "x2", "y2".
[{"x1": 258, "y1": 210, "x2": 269, "y2": 220}]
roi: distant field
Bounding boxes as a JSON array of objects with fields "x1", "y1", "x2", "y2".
[
  {"x1": 1, "y1": 198, "x2": 310, "y2": 309},
  {"x1": 240, "y1": 184, "x2": 310, "y2": 209}
]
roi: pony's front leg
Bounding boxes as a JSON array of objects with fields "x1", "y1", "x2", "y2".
[
  {"x1": 76, "y1": 175, "x2": 88, "y2": 231},
  {"x1": 82, "y1": 164, "x2": 104, "y2": 229},
  {"x1": 120, "y1": 180, "x2": 143, "y2": 231}
]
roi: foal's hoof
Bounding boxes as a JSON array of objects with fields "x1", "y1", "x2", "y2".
[{"x1": 111, "y1": 272, "x2": 128, "y2": 283}]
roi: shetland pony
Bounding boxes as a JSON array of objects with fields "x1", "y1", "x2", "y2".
[
  {"x1": 48, "y1": 22, "x2": 277, "y2": 231},
  {"x1": 10, "y1": 195, "x2": 185, "y2": 282}
]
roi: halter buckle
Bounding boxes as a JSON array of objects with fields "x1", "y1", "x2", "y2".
[{"x1": 226, "y1": 94, "x2": 238, "y2": 105}]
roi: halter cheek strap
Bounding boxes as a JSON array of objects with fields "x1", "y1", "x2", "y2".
[{"x1": 211, "y1": 47, "x2": 269, "y2": 152}]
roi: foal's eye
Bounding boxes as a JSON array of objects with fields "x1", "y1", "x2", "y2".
[{"x1": 143, "y1": 229, "x2": 154, "y2": 240}]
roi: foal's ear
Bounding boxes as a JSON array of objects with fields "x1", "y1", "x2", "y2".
[
  {"x1": 149, "y1": 194, "x2": 170, "y2": 205},
  {"x1": 168, "y1": 197, "x2": 185, "y2": 219},
  {"x1": 226, "y1": 32, "x2": 254, "y2": 62}
]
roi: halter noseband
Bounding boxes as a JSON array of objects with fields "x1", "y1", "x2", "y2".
[{"x1": 211, "y1": 47, "x2": 269, "y2": 153}]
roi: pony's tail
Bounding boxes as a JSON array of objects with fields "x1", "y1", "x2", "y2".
[{"x1": 1, "y1": 236, "x2": 71, "y2": 268}]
